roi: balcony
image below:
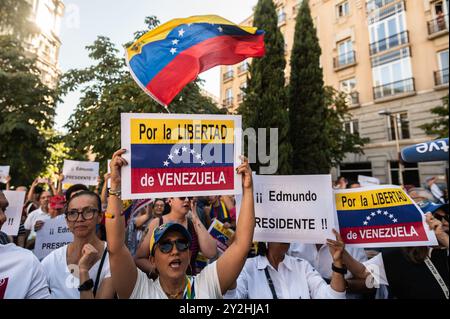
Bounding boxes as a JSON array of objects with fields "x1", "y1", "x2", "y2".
[
  {"x1": 278, "y1": 12, "x2": 286, "y2": 26},
  {"x1": 427, "y1": 15, "x2": 449, "y2": 38},
  {"x1": 333, "y1": 51, "x2": 356, "y2": 70},
  {"x1": 223, "y1": 97, "x2": 234, "y2": 107},
  {"x1": 366, "y1": 0, "x2": 396, "y2": 14},
  {"x1": 237, "y1": 93, "x2": 245, "y2": 103},
  {"x1": 223, "y1": 70, "x2": 234, "y2": 82},
  {"x1": 373, "y1": 78, "x2": 415, "y2": 101},
  {"x1": 369, "y1": 31, "x2": 409, "y2": 56},
  {"x1": 434, "y1": 68, "x2": 449, "y2": 87}
]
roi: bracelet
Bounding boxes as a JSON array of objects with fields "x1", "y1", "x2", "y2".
[
  {"x1": 108, "y1": 188, "x2": 121, "y2": 199},
  {"x1": 104, "y1": 213, "x2": 115, "y2": 219},
  {"x1": 332, "y1": 263, "x2": 348, "y2": 275},
  {"x1": 78, "y1": 278, "x2": 94, "y2": 292}
]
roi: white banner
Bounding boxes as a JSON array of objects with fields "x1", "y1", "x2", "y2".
[
  {"x1": 0, "y1": 191, "x2": 26, "y2": 236},
  {"x1": 0, "y1": 166, "x2": 10, "y2": 184},
  {"x1": 34, "y1": 215, "x2": 73, "y2": 260},
  {"x1": 62, "y1": 160, "x2": 99, "y2": 186},
  {"x1": 236, "y1": 175, "x2": 337, "y2": 244},
  {"x1": 358, "y1": 175, "x2": 380, "y2": 186}
]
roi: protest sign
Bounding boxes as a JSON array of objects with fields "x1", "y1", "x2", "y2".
[
  {"x1": 0, "y1": 166, "x2": 10, "y2": 184},
  {"x1": 0, "y1": 191, "x2": 26, "y2": 236},
  {"x1": 335, "y1": 185, "x2": 438, "y2": 248},
  {"x1": 358, "y1": 175, "x2": 380, "y2": 186},
  {"x1": 121, "y1": 113, "x2": 242, "y2": 199},
  {"x1": 208, "y1": 219, "x2": 235, "y2": 253},
  {"x1": 236, "y1": 175, "x2": 336, "y2": 243},
  {"x1": 62, "y1": 160, "x2": 99, "y2": 186},
  {"x1": 34, "y1": 215, "x2": 73, "y2": 260}
]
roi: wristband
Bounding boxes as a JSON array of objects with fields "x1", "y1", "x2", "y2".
[
  {"x1": 332, "y1": 263, "x2": 348, "y2": 275},
  {"x1": 78, "y1": 279, "x2": 94, "y2": 292}
]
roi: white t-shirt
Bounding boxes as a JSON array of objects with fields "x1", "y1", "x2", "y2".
[
  {"x1": 24, "y1": 208, "x2": 51, "y2": 240},
  {"x1": 129, "y1": 261, "x2": 222, "y2": 299},
  {"x1": 224, "y1": 255, "x2": 346, "y2": 299},
  {"x1": 40, "y1": 242, "x2": 111, "y2": 299},
  {"x1": 0, "y1": 243, "x2": 50, "y2": 299}
]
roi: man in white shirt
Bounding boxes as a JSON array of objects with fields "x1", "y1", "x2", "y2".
[
  {"x1": 288, "y1": 243, "x2": 369, "y2": 298},
  {"x1": 24, "y1": 190, "x2": 52, "y2": 246},
  {"x1": 0, "y1": 191, "x2": 50, "y2": 299}
]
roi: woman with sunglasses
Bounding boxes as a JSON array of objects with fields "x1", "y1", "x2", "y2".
[
  {"x1": 41, "y1": 191, "x2": 115, "y2": 299},
  {"x1": 134, "y1": 195, "x2": 217, "y2": 275},
  {"x1": 105, "y1": 149, "x2": 255, "y2": 299}
]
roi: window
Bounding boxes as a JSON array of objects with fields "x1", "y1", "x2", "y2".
[
  {"x1": 339, "y1": 162, "x2": 373, "y2": 183},
  {"x1": 369, "y1": 11, "x2": 407, "y2": 54},
  {"x1": 224, "y1": 88, "x2": 233, "y2": 106},
  {"x1": 238, "y1": 82, "x2": 247, "y2": 102},
  {"x1": 340, "y1": 78, "x2": 356, "y2": 93},
  {"x1": 436, "y1": 49, "x2": 449, "y2": 85},
  {"x1": 344, "y1": 119, "x2": 359, "y2": 135},
  {"x1": 223, "y1": 66, "x2": 234, "y2": 81},
  {"x1": 438, "y1": 49, "x2": 449, "y2": 71},
  {"x1": 337, "y1": 1, "x2": 350, "y2": 18},
  {"x1": 277, "y1": 7, "x2": 286, "y2": 24},
  {"x1": 388, "y1": 112, "x2": 410, "y2": 140},
  {"x1": 336, "y1": 39, "x2": 354, "y2": 66},
  {"x1": 389, "y1": 161, "x2": 419, "y2": 186}
]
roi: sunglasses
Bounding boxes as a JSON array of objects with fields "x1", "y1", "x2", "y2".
[
  {"x1": 65, "y1": 207, "x2": 99, "y2": 222},
  {"x1": 157, "y1": 239, "x2": 190, "y2": 254}
]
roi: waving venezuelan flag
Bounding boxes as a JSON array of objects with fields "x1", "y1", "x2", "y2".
[{"x1": 126, "y1": 15, "x2": 265, "y2": 107}]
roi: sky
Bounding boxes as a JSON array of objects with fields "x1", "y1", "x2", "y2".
[{"x1": 55, "y1": 0, "x2": 257, "y2": 131}]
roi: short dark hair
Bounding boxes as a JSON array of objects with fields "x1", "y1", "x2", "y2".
[
  {"x1": 65, "y1": 184, "x2": 89, "y2": 202},
  {"x1": 66, "y1": 190, "x2": 101, "y2": 213}
]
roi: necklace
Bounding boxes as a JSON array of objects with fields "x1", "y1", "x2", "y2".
[{"x1": 164, "y1": 277, "x2": 186, "y2": 299}]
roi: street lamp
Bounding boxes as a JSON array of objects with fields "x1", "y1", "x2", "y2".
[{"x1": 379, "y1": 110, "x2": 404, "y2": 185}]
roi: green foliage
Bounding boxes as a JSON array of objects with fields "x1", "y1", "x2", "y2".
[
  {"x1": 61, "y1": 17, "x2": 223, "y2": 175},
  {"x1": 288, "y1": 0, "x2": 367, "y2": 173},
  {"x1": 238, "y1": 0, "x2": 292, "y2": 174},
  {"x1": 419, "y1": 95, "x2": 449, "y2": 138},
  {"x1": 0, "y1": 0, "x2": 57, "y2": 186}
]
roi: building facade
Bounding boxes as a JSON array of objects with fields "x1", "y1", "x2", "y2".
[
  {"x1": 220, "y1": 0, "x2": 449, "y2": 186},
  {"x1": 25, "y1": 0, "x2": 65, "y2": 89}
]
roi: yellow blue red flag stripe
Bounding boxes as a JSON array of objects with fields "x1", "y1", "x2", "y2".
[{"x1": 126, "y1": 15, "x2": 265, "y2": 106}]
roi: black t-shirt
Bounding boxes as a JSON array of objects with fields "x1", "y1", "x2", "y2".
[{"x1": 382, "y1": 247, "x2": 449, "y2": 299}]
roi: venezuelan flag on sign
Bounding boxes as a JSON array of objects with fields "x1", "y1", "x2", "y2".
[{"x1": 125, "y1": 15, "x2": 265, "y2": 106}]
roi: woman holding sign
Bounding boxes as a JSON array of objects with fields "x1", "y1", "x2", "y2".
[
  {"x1": 105, "y1": 149, "x2": 255, "y2": 299},
  {"x1": 134, "y1": 197, "x2": 217, "y2": 276}
]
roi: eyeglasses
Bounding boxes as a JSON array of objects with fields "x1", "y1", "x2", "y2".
[
  {"x1": 157, "y1": 239, "x2": 190, "y2": 254},
  {"x1": 66, "y1": 207, "x2": 98, "y2": 222}
]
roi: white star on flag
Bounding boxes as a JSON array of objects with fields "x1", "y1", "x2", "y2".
[
  {"x1": 163, "y1": 160, "x2": 169, "y2": 167},
  {"x1": 389, "y1": 214, "x2": 394, "y2": 219},
  {"x1": 172, "y1": 39, "x2": 179, "y2": 45},
  {"x1": 218, "y1": 26, "x2": 223, "y2": 32},
  {"x1": 178, "y1": 29, "x2": 185, "y2": 37},
  {"x1": 371, "y1": 212, "x2": 376, "y2": 217},
  {"x1": 168, "y1": 154, "x2": 174, "y2": 160},
  {"x1": 363, "y1": 221, "x2": 368, "y2": 225},
  {"x1": 383, "y1": 211, "x2": 389, "y2": 215},
  {"x1": 190, "y1": 149, "x2": 196, "y2": 154},
  {"x1": 195, "y1": 153, "x2": 201, "y2": 159},
  {"x1": 393, "y1": 218, "x2": 398, "y2": 223},
  {"x1": 200, "y1": 160, "x2": 206, "y2": 166},
  {"x1": 170, "y1": 48, "x2": 177, "y2": 55},
  {"x1": 366, "y1": 216, "x2": 371, "y2": 220},
  {"x1": 377, "y1": 210, "x2": 382, "y2": 214},
  {"x1": 174, "y1": 148, "x2": 180, "y2": 155},
  {"x1": 182, "y1": 146, "x2": 187, "y2": 152}
]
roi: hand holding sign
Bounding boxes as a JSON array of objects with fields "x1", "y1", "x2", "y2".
[
  {"x1": 110, "y1": 149, "x2": 128, "y2": 189},
  {"x1": 426, "y1": 213, "x2": 449, "y2": 248},
  {"x1": 326, "y1": 229, "x2": 345, "y2": 265}
]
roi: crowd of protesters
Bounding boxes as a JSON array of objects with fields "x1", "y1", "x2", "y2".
[{"x1": 0, "y1": 155, "x2": 448, "y2": 299}]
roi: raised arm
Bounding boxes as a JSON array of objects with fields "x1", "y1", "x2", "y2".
[
  {"x1": 190, "y1": 200, "x2": 217, "y2": 259},
  {"x1": 56, "y1": 173, "x2": 64, "y2": 195},
  {"x1": 5, "y1": 175, "x2": 11, "y2": 190},
  {"x1": 27, "y1": 179, "x2": 38, "y2": 202},
  {"x1": 47, "y1": 178, "x2": 57, "y2": 196},
  {"x1": 134, "y1": 218, "x2": 158, "y2": 273},
  {"x1": 216, "y1": 157, "x2": 255, "y2": 294},
  {"x1": 100, "y1": 173, "x2": 110, "y2": 208},
  {"x1": 426, "y1": 212, "x2": 449, "y2": 248},
  {"x1": 105, "y1": 149, "x2": 137, "y2": 299}
]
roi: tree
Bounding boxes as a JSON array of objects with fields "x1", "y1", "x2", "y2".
[
  {"x1": 288, "y1": 0, "x2": 328, "y2": 174},
  {"x1": 322, "y1": 87, "x2": 369, "y2": 167},
  {"x1": 60, "y1": 17, "x2": 223, "y2": 175},
  {"x1": 288, "y1": 0, "x2": 366, "y2": 173},
  {"x1": 238, "y1": 0, "x2": 292, "y2": 174},
  {"x1": 419, "y1": 95, "x2": 449, "y2": 138},
  {"x1": 0, "y1": 0, "x2": 57, "y2": 187}
]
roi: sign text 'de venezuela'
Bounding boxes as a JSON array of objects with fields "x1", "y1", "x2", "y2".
[
  {"x1": 335, "y1": 185, "x2": 437, "y2": 248},
  {"x1": 121, "y1": 113, "x2": 242, "y2": 199}
]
